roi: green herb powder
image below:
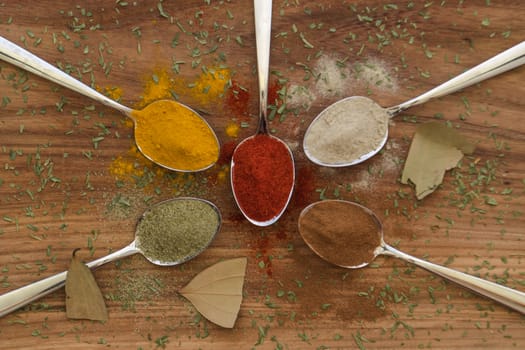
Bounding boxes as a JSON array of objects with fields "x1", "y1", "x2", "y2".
[{"x1": 136, "y1": 199, "x2": 220, "y2": 263}]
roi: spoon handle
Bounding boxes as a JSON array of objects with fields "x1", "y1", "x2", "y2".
[
  {"x1": 0, "y1": 35, "x2": 132, "y2": 116},
  {"x1": 380, "y1": 243, "x2": 525, "y2": 314},
  {"x1": 389, "y1": 41, "x2": 525, "y2": 115},
  {"x1": 254, "y1": 0, "x2": 272, "y2": 134},
  {"x1": 0, "y1": 243, "x2": 138, "y2": 318}
]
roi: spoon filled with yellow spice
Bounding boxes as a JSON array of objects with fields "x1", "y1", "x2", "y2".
[
  {"x1": 0, "y1": 197, "x2": 222, "y2": 317},
  {"x1": 0, "y1": 36, "x2": 219, "y2": 172}
]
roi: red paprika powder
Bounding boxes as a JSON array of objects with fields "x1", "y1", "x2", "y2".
[
  {"x1": 231, "y1": 134, "x2": 294, "y2": 224},
  {"x1": 225, "y1": 80, "x2": 250, "y2": 117}
]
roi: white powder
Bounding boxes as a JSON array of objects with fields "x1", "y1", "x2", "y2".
[
  {"x1": 287, "y1": 56, "x2": 397, "y2": 114},
  {"x1": 353, "y1": 59, "x2": 398, "y2": 92},
  {"x1": 314, "y1": 55, "x2": 351, "y2": 98},
  {"x1": 303, "y1": 96, "x2": 389, "y2": 165},
  {"x1": 286, "y1": 84, "x2": 316, "y2": 111}
]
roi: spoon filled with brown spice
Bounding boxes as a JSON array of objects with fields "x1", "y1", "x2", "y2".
[
  {"x1": 298, "y1": 200, "x2": 525, "y2": 314},
  {"x1": 0, "y1": 36, "x2": 220, "y2": 172},
  {"x1": 230, "y1": 0, "x2": 295, "y2": 226},
  {"x1": 303, "y1": 41, "x2": 525, "y2": 167},
  {"x1": 0, "y1": 197, "x2": 221, "y2": 318}
]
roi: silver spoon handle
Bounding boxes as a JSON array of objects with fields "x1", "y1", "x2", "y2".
[
  {"x1": 389, "y1": 41, "x2": 525, "y2": 115},
  {"x1": 0, "y1": 36, "x2": 132, "y2": 116},
  {"x1": 380, "y1": 243, "x2": 525, "y2": 314},
  {"x1": 254, "y1": 0, "x2": 272, "y2": 134},
  {"x1": 0, "y1": 243, "x2": 138, "y2": 318}
]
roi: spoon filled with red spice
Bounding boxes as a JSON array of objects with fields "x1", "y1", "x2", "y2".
[
  {"x1": 230, "y1": 0, "x2": 295, "y2": 226},
  {"x1": 298, "y1": 200, "x2": 525, "y2": 314}
]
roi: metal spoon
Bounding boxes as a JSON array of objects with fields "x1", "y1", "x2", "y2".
[
  {"x1": 303, "y1": 41, "x2": 525, "y2": 167},
  {"x1": 230, "y1": 0, "x2": 295, "y2": 226},
  {"x1": 0, "y1": 36, "x2": 219, "y2": 172},
  {"x1": 0, "y1": 197, "x2": 221, "y2": 318},
  {"x1": 298, "y1": 200, "x2": 525, "y2": 314}
]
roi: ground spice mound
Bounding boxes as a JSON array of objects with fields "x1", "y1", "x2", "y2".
[
  {"x1": 303, "y1": 96, "x2": 388, "y2": 165},
  {"x1": 132, "y1": 100, "x2": 219, "y2": 171},
  {"x1": 231, "y1": 134, "x2": 294, "y2": 223},
  {"x1": 136, "y1": 199, "x2": 220, "y2": 263},
  {"x1": 298, "y1": 200, "x2": 381, "y2": 267}
]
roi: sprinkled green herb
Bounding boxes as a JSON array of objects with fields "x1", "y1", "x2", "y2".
[
  {"x1": 157, "y1": 3, "x2": 169, "y2": 19},
  {"x1": 299, "y1": 32, "x2": 314, "y2": 48}
]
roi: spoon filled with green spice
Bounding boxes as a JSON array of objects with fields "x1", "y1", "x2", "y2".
[
  {"x1": 0, "y1": 36, "x2": 220, "y2": 172},
  {"x1": 303, "y1": 41, "x2": 525, "y2": 167},
  {"x1": 298, "y1": 200, "x2": 525, "y2": 314},
  {"x1": 0, "y1": 198, "x2": 221, "y2": 318},
  {"x1": 230, "y1": 0, "x2": 295, "y2": 226}
]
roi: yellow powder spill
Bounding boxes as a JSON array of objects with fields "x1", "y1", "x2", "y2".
[
  {"x1": 109, "y1": 66, "x2": 231, "y2": 187},
  {"x1": 110, "y1": 144, "x2": 197, "y2": 191},
  {"x1": 216, "y1": 167, "x2": 229, "y2": 182},
  {"x1": 138, "y1": 69, "x2": 174, "y2": 108},
  {"x1": 190, "y1": 67, "x2": 230, "y2": 105},
  {"x1": 104, "y1": 86, "x2": 124, "y2": 101},
  {"x1": 225, "y1": 122, "x2": 240, "y2": 138}
]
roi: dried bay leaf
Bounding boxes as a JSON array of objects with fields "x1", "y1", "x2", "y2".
[
  {"x1": 401, "y1": 122, "x2": 475, "y2": 199},
  {"x1": 65, "y1": 249, "x2": 108, "y2": 322},
  {"x1": 179, "y1": 257, "x2": 247, "y2": 328}
]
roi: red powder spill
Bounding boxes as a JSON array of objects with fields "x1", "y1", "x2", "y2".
[
  {"x1": 267, "y1": 80, "x2": 282, "y2": 107},
  {"x1": 262, "y1": 255, "x2": 273, "y2": 277},
  {"x1": 218, "y1": 140, "x2": 237, "y2": 166},
  {"x1": 226, "y1": 79, "x2": 283, "y2": 119},
  {"x1": 292, "y1": 165, "x2": 316, "y2": 208},
  {"x1": 225, "y1": 80, "x2": 250, "y2": 117},
  {"x1": 276, "y1": 230, "x2": 287, "y2": 240},
  {"x1": 253, "y1": 234, "x2": 273, "y2": 277}
]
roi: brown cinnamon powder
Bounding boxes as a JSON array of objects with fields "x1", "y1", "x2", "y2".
[{"x1": 298, "y1": 200, "x2": 381, "y2": 267}]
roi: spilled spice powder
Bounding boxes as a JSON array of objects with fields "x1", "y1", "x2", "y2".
[
  {"x1": 292, "y1": 165, "x2": 316, "y2": 208},
  {"x1": 231, "y1": 134, "x2": 294, "y2": 223},
  {"x1": 225, "y1": 80, "x2": 250, "y2": 117},
  {"x1": 138, "y1": 68, "x2": 174, "y2": 108},
  {"x1": 101, "y1": 86, "x2": 124, "y2": 101},
  {"x1": 267, "y1": 80, "x2": 282, "y2": 107},
  {"x1": 110, "y1": 146, "x2": 148, "y2": 179},
  {"x1": 298, "y1": 200, "x2": 381, "y2": 268},
  {"x1": 183, "y1": 67, "x2": 230, "y2": 106},
  {"x1": 225, "y1": 122, "x2": 240, "y2": 138},
  {"x1": 218, "y1": 140, "x2": 237, "y2": 166}
]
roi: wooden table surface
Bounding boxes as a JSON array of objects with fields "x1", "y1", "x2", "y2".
[{"x1": 1, "y1": 1, "x2": 524, "y2": 349}]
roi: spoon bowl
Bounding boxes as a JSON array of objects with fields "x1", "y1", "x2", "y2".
[
  {"x1": 0, "y1": 36, "x2": 220, "y2": 172},
  {"x1": 230, "y1": 0, "x2": 295, "y2": 226},
  {"x1": 304, "y1": 41, "x2": 525, "y2": 167},
  {"x1": 298, "y1": 200, "x2": 525, "y2": 314},
  {"x1": 231, "y1": 132, "x2": 295, "y2": 226},
  {"x1": 0, "y1": 197, "x2": 221, "y2": 317}
]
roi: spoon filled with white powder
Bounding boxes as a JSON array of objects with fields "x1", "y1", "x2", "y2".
[{"x1": 303, "y1": 41, "x2": 525, "y2": 167}]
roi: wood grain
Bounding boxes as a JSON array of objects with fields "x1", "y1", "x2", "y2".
[{"x1": 1, "y1": 1, "x2": 524, "y2": 349}]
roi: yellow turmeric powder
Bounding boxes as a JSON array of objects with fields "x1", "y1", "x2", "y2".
[
  {"x1": 110, "y1": 67, "x2": 229, "y2": 176},
  {"x1": 138, "y1": 69, "x2": 174, "y2": 108},
  {"x1": 192, "y1": 67, "x2": 230, "y2": 104},
  {"x1": 225, "y1": 122, "x2": 240, "y2": 138},
  {"x1": 132, "y1": 100, "x2": 219, "y2": 172}
]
